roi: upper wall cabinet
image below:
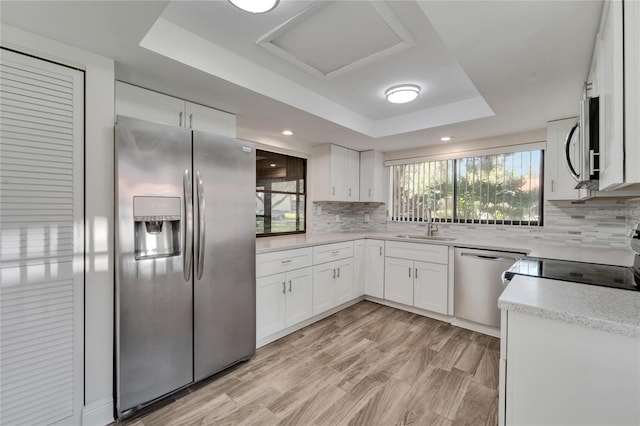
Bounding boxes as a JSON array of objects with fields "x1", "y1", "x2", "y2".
[
  {"x1": 598, "y1": 0, "x2": 640, "y2": 190},
  {"x1": 311, "y1": 144, "x2": 360, "y2": 202},
  {"x1": 115, "y1": 81, "x2": 236, "y2": 138},
  {"x1": 359, "y1": 150, "x2": 387, "y2": 203}
]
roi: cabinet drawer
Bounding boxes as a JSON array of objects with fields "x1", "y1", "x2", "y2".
[
  {"x1": 313, "y1": 241, "x2": 354, "y2": 264},
  {"x1": 385, "y1": 241, "x2": 448, "y2": 264},
  {"x1": 256, "y1": 247, "x2": 312, "y2": 277}
]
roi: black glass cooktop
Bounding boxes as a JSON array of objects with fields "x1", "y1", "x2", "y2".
[{"x1": 504, "y1": 256, "x2": 640, "y2": 291}]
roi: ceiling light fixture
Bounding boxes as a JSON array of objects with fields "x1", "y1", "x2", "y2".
[
  {"x1": 385, "y1": 84, "x2": 420, "y2": 104},
  {"x1": 228, "y1": 0, "x2": 279, "y2": 14},
  {"x1": 281, "y1": 130, "x2": 293, "y2": 136},
  {"x1": 440, "y1": 136, "x2": 452, "y2": 142},
  {"x1": 270, "y1": 163, "x2": 277, "y2": 167}
]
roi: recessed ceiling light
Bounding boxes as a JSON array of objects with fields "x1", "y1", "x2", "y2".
[
  {"x1": 270, "y1": 163, "x2": 277, "y2": 167},
  {"x1": 228, "y1": 0, "x2": 279, "y2": 14},
  {"x1": 440, "y1": 136, "x2": 452, "y2": 142},
  {"x1": 281, "y1": 130, "x2": 293, "y2": 136},
  {"x1": 385, "y1": 84, "x2": 420, "y2": 104}
]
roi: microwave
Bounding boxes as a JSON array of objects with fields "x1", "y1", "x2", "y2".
[{"x1": 565, "y1": 96, "x2": 599, "y2": 190}]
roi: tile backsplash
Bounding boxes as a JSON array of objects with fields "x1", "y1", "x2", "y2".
[{"x1": 312, "y1": 199, "x2": 640, "y2": 251}]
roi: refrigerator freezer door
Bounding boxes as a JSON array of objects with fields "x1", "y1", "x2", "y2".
[
  {"x1": 193, "y1": 131, "x2": 256, "y2": 381},
  {"x1": 115, "y1": 116, "x2": 193, "y2": 415}
]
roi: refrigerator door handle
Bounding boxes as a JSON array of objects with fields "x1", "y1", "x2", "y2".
[
  {"x1": 183, "y1": 169, "x2": 193, "y2": 282},
  {"x1": 196, "y1": 171, "x2": 206, "y2": 280}
]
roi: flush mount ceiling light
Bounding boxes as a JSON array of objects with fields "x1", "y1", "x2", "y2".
[
  {"x1": 385, "y1": 84, "x2": 420, "y2": 104},
  {"x1": 281, "y1": 130, "x2": 293, "y2": 136},
  {"x1": 270, "y1": 163, "x2": 277, "y2": 167},
  {"x1": 440, "y1": 136, "x2": 452, "y2": 142},
  {"x1": 228, "y1": 0, "x2": 279, "y2": 14}
]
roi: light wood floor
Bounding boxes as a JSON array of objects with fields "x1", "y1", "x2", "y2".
[{"x1": 122, "y1": 301, "x2": 500, "y2": 426}]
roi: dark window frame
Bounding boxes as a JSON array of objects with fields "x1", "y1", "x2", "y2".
[{"x1": 256, "y1": 149, "x2": 307, "y2": 237}]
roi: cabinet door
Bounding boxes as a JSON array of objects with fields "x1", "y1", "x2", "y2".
[
  {"x1": 115, "y1": 81, "x2": 185, "y2": 128},
  {"x1": 384, "y1": 257, "x2": 413, "y2": 306},
  {"x1": 284, "y1": 267, "x2": 313, "y2": 327},
  {"x1": 185, "y1": 101, "x2": 236, "y2": 138},
  {"x1": 330, "y1": 145, "x2": 347, "y2": 201},
  {"x1": 359, "y1": 150, "x2": 385, "y2": 202},
  {"x1": 312, "y1": 263, "x2": 336, "y2": 315},
  {"x1": 413, "y1": 261, "x2": 448, "y2": 315},
  {"x1": 598, "y1": 0, "x2": 625, "y2": 190},
  {"x1": 624, "y1": 0, "x2": 640, "y2": 185},
  {"x1": 256, "y1": 274, "x2": 286, "y2": 340},
  {"x1": 335, "y1": 258, "x2": 355, "y2": 305},
  {"x1": 346, "y1": 148, "x2": 360, "y2": 201},
  {"x1": 365, "y1": 240, "x2": 385, "y2": 298},
  {"x1": 354, "y1": 240, "x2": 365, "y2": 297}
]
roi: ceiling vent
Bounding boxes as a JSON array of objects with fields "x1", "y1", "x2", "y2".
[{"x1": 257, "y1": 1, "x2": 415, "y2": 80}]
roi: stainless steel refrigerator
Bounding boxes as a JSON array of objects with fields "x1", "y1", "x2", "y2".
[{"x1": 114, "y1": 116, "x2": 256, "y2": 418}]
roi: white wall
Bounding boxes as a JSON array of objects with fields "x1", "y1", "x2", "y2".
[
  {"x1": 1, "y1": 25, "x2": 116, "y2": 425},
  {"x1": 383, "y1": 128, "x2": 546, "y2": 163}
]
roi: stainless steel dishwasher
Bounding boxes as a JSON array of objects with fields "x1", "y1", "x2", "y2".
[{"x1": 454, "y1": 247, "x2": 524, "y2": 328}]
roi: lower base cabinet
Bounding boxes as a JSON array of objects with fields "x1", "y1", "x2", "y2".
[
  {"x1": 502, "y1": 310, "x2": 640, "y2": 425},
  {"x1": 313, "y1": 258, "x2": 354, "y2": 315},
  {"x1": 256, "y1": 267, "x2": 312, "y2": 340},
  {"x1": 384, "y1": 257, "x2": 414, "y2": 305},
  {"x1": 413, "y1": 261, "x2": 448, "y2": 314}
]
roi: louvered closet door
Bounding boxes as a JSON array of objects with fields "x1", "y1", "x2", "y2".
[{"x1": 0, "y1": 49, "x2": 84, "y2": 426}]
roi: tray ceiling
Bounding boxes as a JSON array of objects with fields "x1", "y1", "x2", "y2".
[{"x1": 259, "y1": 1, "x2": 414, "y2": 79}]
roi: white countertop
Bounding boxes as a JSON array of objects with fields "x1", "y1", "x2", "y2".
[
  {"x1": 499, "y1": 275, "x2": 640, "y2": 337},
  {"x1": 256, "y1": 231, "x2": 635, "y2": 266}
]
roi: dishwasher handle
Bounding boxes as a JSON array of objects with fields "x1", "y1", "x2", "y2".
[{"x1": 459, "y1": 252, "x2": 520, "y2": 263}]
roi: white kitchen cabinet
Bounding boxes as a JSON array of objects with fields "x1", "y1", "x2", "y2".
[
  {"x1": 364, "y1": 239, "x2": 385, "y2": 298},
  {"x1": 413, "y1": 261, "x2": 448, "y2": 315},
  {"x1": 384, "y1": 257, "x2": 414, "y2": 305},
  {"x1": 384, "y1": 241, "x2": 449, "y2": 314},
  {"x1": 346, "y1": 148, "x2": 360, "y2": 201},
  {"x1": 598, "y1": 0, "x2": 640, "y2": 190},
  {"x1": 544, "y1": 118, "x2": 590, "y2": 201},
  {"x1": 311, "y1": 144, "x2": 360, "y2": 202},
  {"x1": 334, "y1": 258, "x2": 355, "y2": 305},
  {"x1": 312, "y1": 262, "x2": 335, "y2": 314},
  {"x1": 502, "y1": 310, "x2": 640, "y2": 425},
  {"x1": 354, "y1": 240, "x2": 365, "y2": 297},
  {"x1": 359, "y1": 150, "x2": 387, "y2": 203},
  {"x1": 256, "y1": 266, "x2": 313, "y2": 340},
  {"x1": 185, "y1": 101, "x2": 236, "y2": 137},
  {"x1": 115, "y1": 81, "x2": 236, "y2": 137},
  {"x1": 312, "y1": 258, "x2": 354, "y2": 315}
]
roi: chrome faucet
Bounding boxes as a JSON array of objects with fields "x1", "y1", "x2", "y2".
[{"x1": 425, "y1": 205, "x2": 438, "y2": 237}]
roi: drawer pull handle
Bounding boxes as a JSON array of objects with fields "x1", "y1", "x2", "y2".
[
  {"x1": 282, "y1": 282, "x2": 286, "y2": 294},
  {"x1": 332, "y1": 268, "x2": 336, "y2": 279},
  {"x1": 281, "y1": 259, "x2": 293, "y2": 264},
  {"x1": 331, "y1": 250, "x2": 340, "y2": 255},
  {"x1": 337, "y1": 267, "x2": 341, "y2": 278},
  {"x1": 288, "y1": 280, "x2": 292, "y2": 292}
]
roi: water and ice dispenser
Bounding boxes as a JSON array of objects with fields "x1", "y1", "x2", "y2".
[{"x1": 133, "y1": 196, "x2": 181, "y2": 260}]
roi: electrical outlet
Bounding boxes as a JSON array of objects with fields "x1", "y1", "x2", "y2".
[
  {"x1": 364, "y1": 213, "x2": 370, "y2": 223},
  {"x1": 335, "y1": 214, "x2": 341, "y2": 223}
]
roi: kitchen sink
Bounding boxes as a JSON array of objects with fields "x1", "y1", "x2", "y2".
[{"x1": 394, "y1": 234, "x2": 456, "y2": 241}]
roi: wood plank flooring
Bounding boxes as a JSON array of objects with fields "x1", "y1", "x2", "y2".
[{"x1": 121, "y1": 301, "x2": 500, "y2": 426}]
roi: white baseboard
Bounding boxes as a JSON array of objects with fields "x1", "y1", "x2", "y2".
[
  {"x1": 256, "y1": 296, "x2": 365, "y2": 348},
  {"x1": 364, "y1": 296, "x2": 453, "y2": 324},
  {"x1": 451, "y1": 317, "x2": 500, "y2": 338},
  {"x1": 82, "y1": 396, "x2": 114, "y2": 426}
]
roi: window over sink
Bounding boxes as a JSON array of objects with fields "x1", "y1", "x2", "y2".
[
  {"x1": 256, "y1": 150, "x2": 306, "y2": 236},
  {"x1": 390, "y1": 149, "x2": 543, "y2": 226}
]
